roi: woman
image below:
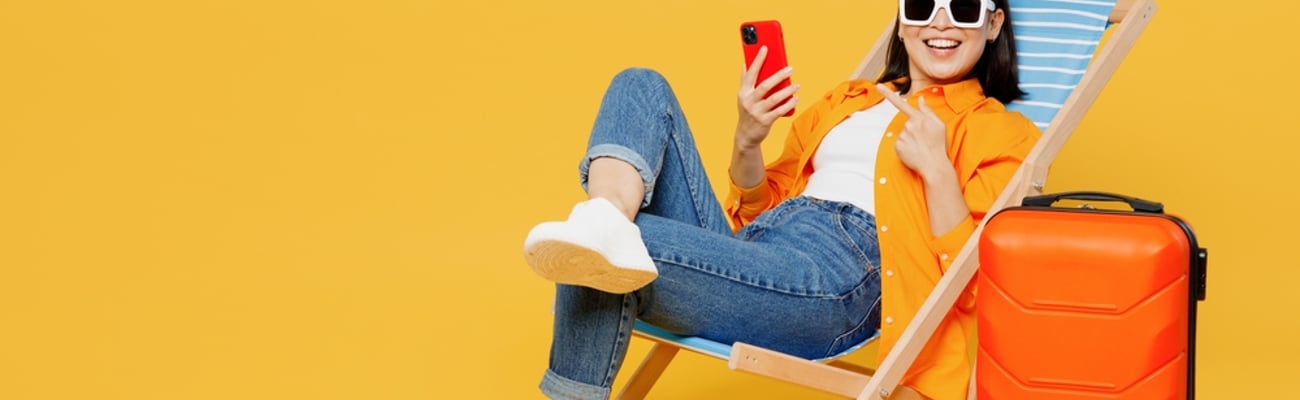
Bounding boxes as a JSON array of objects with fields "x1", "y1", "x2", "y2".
[{"x1": 523, "y1": 0, "x2": 1039, "y2": 398}]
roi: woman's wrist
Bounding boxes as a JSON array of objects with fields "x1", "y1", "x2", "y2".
[
  {"x1": 920, "y1": 163, "x2": 958, "y2": 186},
  {"x1": 730, "y1": 136, "x2": 765, "y2": 189},
  {"x1": 734, "y1": 138, "x2": 761, "y2": 154},
  {"x1": 734, "y1": 125, "x2": 769, "y2": 150}
]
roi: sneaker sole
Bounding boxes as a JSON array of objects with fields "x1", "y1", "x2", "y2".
[{"x1": 524, "y1": 239, "x2": 658, "y2": 294}]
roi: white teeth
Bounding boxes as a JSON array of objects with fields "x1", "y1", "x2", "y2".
[{"x1": 925, "y1": 39, "x2": 960, "y2": 49}]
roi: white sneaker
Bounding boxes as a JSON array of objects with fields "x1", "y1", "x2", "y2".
[{"x1": 523, "y1": 198, "x2": 658, "y2": 294}]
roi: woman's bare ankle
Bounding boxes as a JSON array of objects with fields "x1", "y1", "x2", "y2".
[{"x1": 587, "y1": 158, "x2": 645, "y2": 221}]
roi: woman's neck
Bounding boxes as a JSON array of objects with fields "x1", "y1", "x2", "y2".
[{"x1": 905, "y1": 77, "x2": 935, "y2": 96}]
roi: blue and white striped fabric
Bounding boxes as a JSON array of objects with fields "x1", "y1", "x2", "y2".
[{"x1": 1007, "y1": 0, "x2": 1117, "y2": 129}]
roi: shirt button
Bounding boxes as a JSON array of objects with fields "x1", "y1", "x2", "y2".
[
  {"x1": 940, "y1": 253, "x2": 950, "y2": 261},
  {"x1": 879, "y1": 177, "x2": 887, "y2": 185},
  {"x1": 885, "y1": 269, "x2": 894, "y2": 277},
  {"x1": 885, "y1": 131, "x2": 894, "y2": 138},
  {"x1": 880, "y1": 225, "x2": 888, "y2": 233},
  {"x1": 931, "y1": 87, "x2": 941, "y2": 94},
  {"x1": 885, "y1": 316, "x2": 895, "y2": 324}
]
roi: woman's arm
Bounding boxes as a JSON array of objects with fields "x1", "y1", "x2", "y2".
[
  {"x1": 877, "y1": 87, "x2": 970, "y2": 236},
  {"x1": 917, "y1": 164, "x2": 970, "y2": 237},
  {"x1": 923, "y1": 108, "x2": 1041, "y2": 280},
  {"x1": 725, "y1": 77, "x2": 852, "y2": 230},
  {"x1": 729, "y1": 142, "x2": 767, "y2": 189}
]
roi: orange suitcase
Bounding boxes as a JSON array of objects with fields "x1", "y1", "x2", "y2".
[{"x1": 977, "y1": 192, "x2": 1208, "y2": 399}]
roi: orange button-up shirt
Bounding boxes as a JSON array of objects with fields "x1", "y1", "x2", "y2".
[{"x1": 724, "y1": 78, "x2": 1040, "y2": 400}]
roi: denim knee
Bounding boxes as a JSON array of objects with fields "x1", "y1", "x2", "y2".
[
  {"x1": 609, "y1": 67, "x2": 670, "y2": 96},
  {"x1": 576, "y1": 67, "x2": 680, "y2": 208}
]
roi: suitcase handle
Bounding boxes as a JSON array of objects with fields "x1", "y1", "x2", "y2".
[{"x1": 1021, "y1": 191, "x2": 1164, "y2": 213}]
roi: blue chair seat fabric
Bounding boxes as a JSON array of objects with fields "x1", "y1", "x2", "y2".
[{"x1": 632, "y1": 320, "x2": 879, "y2": 363}]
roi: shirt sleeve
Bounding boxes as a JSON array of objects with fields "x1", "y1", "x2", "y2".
[{"x1": 927, "y1": 111, "x2": 1041, "y2": 273}]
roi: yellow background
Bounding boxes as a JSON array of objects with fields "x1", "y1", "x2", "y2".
[{"x1": 1, "y1": 0, "x2": 1295, "y2": 399}]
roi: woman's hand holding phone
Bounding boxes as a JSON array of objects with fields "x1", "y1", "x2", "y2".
[{"x1": 735, "y1": 46, "x2": 799, "y2": 150}]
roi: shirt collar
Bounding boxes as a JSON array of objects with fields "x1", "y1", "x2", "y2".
[{"x1": 844, "y1": 77, "x2": 988, "y2": 112}]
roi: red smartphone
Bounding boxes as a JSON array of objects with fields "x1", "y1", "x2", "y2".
[{"x1": 740, "y1": 20, "x2": 794, "y2": 117}]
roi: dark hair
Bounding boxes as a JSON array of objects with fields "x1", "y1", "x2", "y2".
[{"x1": 877, "y1": 0, "x2": 1026, "y2": 104}]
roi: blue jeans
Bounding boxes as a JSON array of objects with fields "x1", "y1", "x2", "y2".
[{"x1": 540, "y1": 68, "x2": 882, "y2": 400}]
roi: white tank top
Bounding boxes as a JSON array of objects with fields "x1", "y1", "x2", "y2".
[{"x1": 800, "y1": 100, "x2": 898, "y2": 214}]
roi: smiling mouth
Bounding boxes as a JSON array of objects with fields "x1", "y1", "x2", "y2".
[{"x1": 924, "y1": 39, "x2": 961, "y2": 49}]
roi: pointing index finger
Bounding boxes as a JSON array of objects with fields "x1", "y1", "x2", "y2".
[
  {"x1": 876, "y1": 84, "x2": 919, "y2": 118},
  {"x1": 917, "y1": 95, "x2": 940, "y2": 119}
]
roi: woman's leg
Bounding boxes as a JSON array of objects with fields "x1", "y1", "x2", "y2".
[
  {"x1": 578, "y1": 67, "x2": 731, "y2": 234},
  {"x1": 634, "y1": 199, "x2": 882, "y2": 356},
  {"x1": 524, "y1": 67, "x2": 730, "y2": 294},
  {"x1": 535, "y1": 67, "x2": 732, "y2": 399},
  {"x1": 544, "y1": 199, "x2": 882, "y2": 399},
  {"x1": 538, "y1": 68, "x2": 738, "y2": 399}
]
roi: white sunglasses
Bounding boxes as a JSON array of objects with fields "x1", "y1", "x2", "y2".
[{"x1": 898, "y1": 0, "x2": 996, "y2": 29}]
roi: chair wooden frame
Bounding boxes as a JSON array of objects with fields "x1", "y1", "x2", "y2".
[{"x1": 619, "y1": 1, "x2": 1157, "y2": 398}]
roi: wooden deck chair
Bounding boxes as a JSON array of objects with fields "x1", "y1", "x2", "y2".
[{"x1": 619, "y1": 0, "x2": 1157, "y2": 398}]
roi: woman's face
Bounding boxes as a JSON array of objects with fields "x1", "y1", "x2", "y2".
[{"x1": 899, "y1": 7, "x2": 1005, "y2": 91}]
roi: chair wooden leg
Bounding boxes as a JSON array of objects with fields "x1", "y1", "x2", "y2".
[{"x1": 616, "y1": 343, "x2": 680, "y2": 400}]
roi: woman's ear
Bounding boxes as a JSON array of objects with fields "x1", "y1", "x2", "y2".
[{"x1": 987, "y1": 10, "x2": 1006, "y2": 42}]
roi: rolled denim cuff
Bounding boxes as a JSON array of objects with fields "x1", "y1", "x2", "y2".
[
  {"x1": 539, "y1": 369, "x2": 611, "y2": 400},
  {"x1": 579, "y1": 143, "x2": 656, "y2": 208}
]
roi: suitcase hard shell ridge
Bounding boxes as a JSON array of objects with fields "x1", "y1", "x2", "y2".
[{"x1": 976, "y1": 192, "x2": 1208, "y2": 399}]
